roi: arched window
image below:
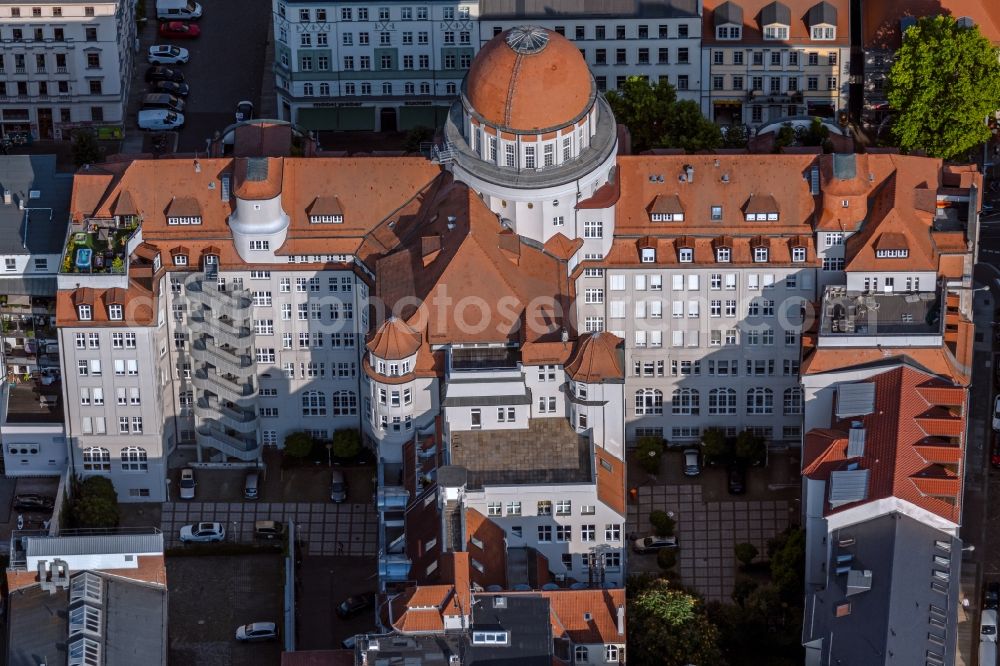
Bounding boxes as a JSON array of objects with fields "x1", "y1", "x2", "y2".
[
  {"x1": 634, "y1": 389, "x2": 663, "y2": 416},
  {"x1": 746, "y1": 387, "x2": 774, "y2": 414},
  {"x1": 121, "y1": 446, "x2": 148, "y2": 471},
  {"x1": 302, "y1": 390, "x2": 327, "y2": 416},
  {"x1": 708, "y1": 388, "x2": 737, "y2": 415},
  {"x1": 332, "y1": 390, "x2": 358, "y2": 416},
  {"x1": 784, "y1": 387, "x2": 803, "y2": 415},
  {"x1": 575, "y1": 645, "x2": 589, "y2": 662},
  {"x1": 83, "y1": 447, "x2": 110, "y2": 471},
  {"x1": 671, "y1": 388, "x2": 700, "y2": 415}
]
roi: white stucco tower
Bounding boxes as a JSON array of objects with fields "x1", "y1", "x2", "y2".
[{"x1": 443, "y1": 26, "x2": 619, "y2": 258}]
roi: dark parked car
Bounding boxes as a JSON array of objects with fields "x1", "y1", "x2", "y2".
[
  {"x1": 145, "y1": 66, "x2": 185, "y2": 84},
  {"x1": 13, "y1": 494, "x2": 55, "y2": 511},
  {"x1": 336, "y1": 594, "x2": 373, "y2": 619},
  {"x1": 727, "y1": 465, "x2": 747, "y2": 495},
  {"x1": 254, "y1": 520, "x2": 284, "y2": 541},
  {"x1": 152, "y1": 80, "x2": 189, "y2": 97},
  {"x1": 987, "y1": 582, "x2": 1000, "y2": 610}
]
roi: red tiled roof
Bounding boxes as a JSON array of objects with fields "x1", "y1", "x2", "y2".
[
  {"x1": 703, "y1": 0, "x2": 851, "y2": 46},
  {"x1": 367, "y1": 317, "x2": 422, "y2": 360},
  {"x1": 544, "y1": 589, "x2": 625, "y2": 645},
  {"x1": 565, "y1": 332, "x2": 624, "y2": 383},
  {"x1": 596, "y1": 449, "x2": 626, "y2": 516},
  {"x1": 864, "y1": 0, "x2": 1000, "y2": 49}
]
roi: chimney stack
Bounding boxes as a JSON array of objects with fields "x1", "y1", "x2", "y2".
[{"x1": 617, "y1": 604, "x2": 625, "y2": 636}]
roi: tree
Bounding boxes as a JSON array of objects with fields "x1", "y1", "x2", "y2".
[
  {"x1": 80, "y1": 475, "x2": 117, "y2": 503},
  {"x1": 73, "y1": 495, "x2": 119, "y2": 528},
  {"x1": 773, "y1": 123, "x2": 796, "y2": 152},
  {"x1": 283, "y1": 431, "x2": 314, "y2": 459},
  {"x1": 701, "y1": 427, "x2": 731, "y2": 466},
  {"x1": 731, "y1": 576, "x2": 759, "y2": 608},
  {"x1": 635, "y1": 436, "x2": 664, "y2": 474},
  {"x1": 72, "y1": 131, "x2": 101, "y2": 167},
  {"x1": 657, "y1": 547, "x2": 677, "y2": 571},
  {"x1": 606, "y1": 76, "x2": 722, "y2": 153},
  {"x1": 722, "y1": 123, "x2": 749, "y2": 148},
  {"x1": 735, "y1": 430, "x2": 766, "y2": 466},
  {"x1": 649, "y1": 510, "x2": 676, "y2": 537},
  {"x1": 798, "y1": 117, "x2": 831, "y2": 151},
  {"x1": 887, "y1": 15, "x2": 1000, "y2": 159},
  {"x1": 734, "y1": 542, "x2": 759, "y2": 568},
  {"x1": 768, "y1": 527, "x2": 806, "y2": 604},
  {"x1": 627, "y1": 579, "x2": 723, "y2": 666},
  {"x1": 332, "y1": 429, "x2": 361, "y2": 459}
]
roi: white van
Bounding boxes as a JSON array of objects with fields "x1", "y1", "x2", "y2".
[
  {"x1": 138, "y1": 109, "x2": 184, "y2": 131},
  {"x1": 155, "y1": 0, "x2": 202, "y2": 21},
  {"x1": 982, "y1": 639, "x2": 998, "y2": 666}
]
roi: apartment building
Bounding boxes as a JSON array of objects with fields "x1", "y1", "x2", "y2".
[
  {"x1": 479, "y1": 0, "x2": 702, "y2": 101},
  {"x1": 860, "y1": 0, "x2": 1000, "y2": 130},
  {"x1": 0, "y1": 0, "x2": 136, "y2": 140},
  {"x1": 700, "y1": 0, "x2": 850, "y2": 128},
  {"x1": 274, "y1": 0, "x2": 482, "y2": 131}
]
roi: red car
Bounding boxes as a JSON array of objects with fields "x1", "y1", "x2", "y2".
[{"x1": 159, "y1": 21, "x2": 200, "y2": 39}]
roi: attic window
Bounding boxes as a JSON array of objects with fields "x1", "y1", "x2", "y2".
[
  {"x1": 745, "y1": 212, "x2": 779, "y2": 221},
  {"x1": 753, "y1": 247, "x2": 769, "y2": 263},
  {"x1": 763, "y1": 25, "x2": 789, "y2": 40},
  {"x1": 651, "y1": 212, "x2": 683, "y2": 222},
  {"x1": 641, "y1": 248, "x2": 655, "y2": 263},
  {"x1": 472, "y1": 631, "x2": 509, "y2": 645},
  {"x1": 167, "y1": 216, "x2": 202, "y2": 225},
  {"x1": 711, "y1": 206, "x2": 723, "y2": 220},
  {"x1": 716, "y1": 247, "x2": 731, "y2": 262},
  {"x1": 811, "y1": 25, "x2": 836, "y2": 40},
  {"x1": 717, "y1": 25, "x2": 741, "y2": 39},
  {"x1": 875, "y1": 249, "x2": 908, "y2": 258},
  {"x1": 792, "y1": 247, "x2": 806, "y2": 262},
  {"x1": 108, "y1": 304, "x2": 123, "y2": 320},
  {"x1": 78, "y1": 305, "x2": 92, "y2": 321},
  {"x1": 679, "y1": 248, "x2": 693, "y2": 263},
  {"x1": 173, "y1": 254, "x2": 188, "y2": 266},
  {"x1": 310, "y1": 214, "x2": 343, "y2": 224}
]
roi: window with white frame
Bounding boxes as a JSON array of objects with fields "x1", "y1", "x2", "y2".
[
  {"x1": 746, "y1": 387, "x2": 774, "y2": 414},
  {"x1": 634, "y1": 388, "x2": 663, "y2": 415},
  {"x1": 121, "y1": 446, "x2": 147, "y2": 471},
  {"x1": 708, "y1": 387, "x2": 737, "y2": 414},
  {"x1": 672, "y1": 388, "x2": 699, "y2": 415},
  {"x1": 584, "y1": 220, "x2": 603, "y2": 238},
  {"x1": 791, "y1": 246, "x2": 806, "y2": 262},
  {"x1": 754, "y1": 247, "x2": 769, "y2": 262}
]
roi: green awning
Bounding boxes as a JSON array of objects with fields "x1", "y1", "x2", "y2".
[
  {"x1": 398, "y1": 106, "x2": 451, "y2": 131},
  {"x1": 297, "y1": 107, "x2": 376, "y2": 131}
]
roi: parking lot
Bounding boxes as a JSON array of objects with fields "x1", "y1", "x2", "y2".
[
  {"x1": 297, "y1": 555, "x2": 378, "y2": 650},
  {"x1": 627, "y1": 449, "x2": 799, "y2": 601},
  {"x1": 127, "y1": 0, "x2": 271, "y2": 151},
  {"x1": 167, "y1": 554, "x2": 283, "y2": 666}
]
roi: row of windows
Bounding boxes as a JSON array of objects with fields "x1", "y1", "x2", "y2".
[
  {"x1": 590, "y1": 46, "x2": 690, "y2": 66},
  {"x1": 281, "y1": 5, "x2": 470, "y2": 22},
  {"x1": 634, "y1": 387, "x2": 802, "y2": 416},
  {"x1": 630, "y1": 355, "x2": 799, "y2": 377},
  {"x1": 715, "y1": 24, "x2": 837, "y2": 42},
  {"x1": 711, "y1": 74, "x2": 837, "y2": 92},
  {"x1": 79, "y1": 387, "x2": 141, "y2": 406},
  {"x1": 74, "y1": 331, "x2": 137, "y2": 349},
  {"x1": 535, "y1": 523, "x2": 622, "y2": 544},
  {"x1": 76, "y1": 302, "x2": 123, "y2": 321},
  {"x1": 298, "y1": 80, "x2": 447, "y2": 97},
  {"x1": 5, "y1": 5, "x2": 94, "y2": 17},
  {"x1": 635, "y1": 425, "x2": 801, "y2": 441},
  {"x1": 82, "y1": 446, "x2": 146, "y2": 471},
  {"x1": 250, "y1": 327, "x2": 357, "y2": 349},
  {"x1": 77, "y1": 358, "x2": 138, "y2": 376},
  {"x1": 499, "y1": 22, "x2": 691, "y2": 41},
  {"x1": 298, "y1": 390, "x2": 358, "y2": 416},
  {"x1": 711, "y1": 49, "x2": 837, "y2": 67},
  {"x1": 486, "y1": 499, "x2": 595, "y2": 517},
  {"x1": 597, "y1": 271, "x2": 809, "y2": 294}
]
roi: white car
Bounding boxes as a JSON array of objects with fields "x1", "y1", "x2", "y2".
[
  {"x1": 138, "y1": 109, "x2": 184, "y2": 131},
  {"x1": 179, "y1": 522, "x2": 225, "y2": 543},
  {"x1": 147, "y1": 45, "x2": 189, "y2": 65},
  {"x1": 994, "y1": 396, "x2": 1000, "y2": 431},
  {"x1": 236, "y1": 622, "x2": 279, "y2": 642},
  {"x1": 179, "y1": 468, "x2": 196, "y2": 500},
  {"x1": 983, "y1": 609, "x2": 998, "y2": 642}
]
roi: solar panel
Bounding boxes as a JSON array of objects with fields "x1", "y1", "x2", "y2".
[
  {"x1": 829, "y1": 469, "x2": 870, "y2": 507},
  {"x1": 835, "y1": 383, "x2": 875, "y2": 418},
  {"x1": 847, "y1": 428, "x2": 866, "y2": 458}
]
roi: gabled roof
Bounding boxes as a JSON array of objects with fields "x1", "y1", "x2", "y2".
[
  {"x1": 307, "y1": 196, "x2": 344, "y2": 217},
  {"x1": 165, "y1": 196, "x2": 201, "y2": 218},
  {"x1": 802, "y1": 366, "x2": 966, "y2": 523},
  {"x1": 545, "y1": 589, "x2": 625, "y2": 645},
  {"x1": 565, "y1": 332, "x2": 624, "y2": 383}
]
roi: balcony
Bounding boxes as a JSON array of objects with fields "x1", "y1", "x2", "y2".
[
  {"x1": 192, "y1": 367, "x2": 255, "y2": 404},
  {"x1": 191, "y1": 338, "x2": 254, "y2": 378},
  {"x1": 189, "y1": 312, "x2": 252, "y2": 347},
  {"x1": 195, "y1": 397, "x2": 257, "y2": 433},
  {"x1": 196, "y1": 423, "x2": 259, "y2": 461}
]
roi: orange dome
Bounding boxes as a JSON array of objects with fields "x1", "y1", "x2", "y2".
[{"x1": 465, "y1": 26, "x2": 595, "y2": 132}]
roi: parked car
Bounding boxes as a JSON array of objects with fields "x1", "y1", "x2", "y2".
[
  {"x1": 141, "y1": 93, "x2": 185, "y2": 113},
  {"x1": 138, "y1": 109, "x2": 184, "y2": 131},
  {"x1": 254, "y1": 520, "x2": 284, "y2": 540},
  {"x1": 682, "y1": 448, "x2": 701, "y2": 477},
  {"x1": 179, "y1": 522, "x2": 225, "y2": 543},
  {"x1": 727, "y1": 465, "x2": 747, "y2": 495},
  {"x1": 330, "y1": 469, "x2": 347, "y2": 503},
  {"x1": 147, "y1": 45, "x2": 189, "y2": 64},
  {"x1": 983, "y1": 608, "x2": 998, "y2": 642},
  {"x1": 632, "y1": 535, "x2": 678, "y2": 554},
  {"x1": 993, "y1": 396, "x2": 1000, "y2": 432},
  {"x1": 986, "y1": 582, "x2": 1000, "y2": 610},
  {"x1": 13, "y1": 494, "x2": 55, "y2": 511},
  {"x1": 178, "y1": 468, "x2": 196, "y2": 500},
  {"x1": 158, "y1": 21, "x2": 200, "y2": 39},
  {"x1": 151, "y1": 80, "x2": 189, "y2": 97},
  {"x1": 235, "y1": 100, "x2": 254, "y2": 123},
  {"x1": 336, "y1": 594, "x2": 373, "y2": 619},
  {"x1": 235, "y1": 622, "x2": 279, "y2": 642},
  {"x1": 145, "y1": 66, "x2": 185, "y2": 83},
  {"x1": 244, "y1": 471, "x2": 259, "y2": 500}
]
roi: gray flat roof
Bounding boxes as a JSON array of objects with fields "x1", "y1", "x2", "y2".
[
  {"x1": 0, "y1": 155, "x2": 72, "y2": 256},
  {"x1": 26, "y1": 532, "x2": 164, "y2": 558},
  {"x1": 820, "y1": 287, "x2": 942, "y2": 336},
  {"x1": 479, "y1": 0, "x2": 699, "y2": 19}
]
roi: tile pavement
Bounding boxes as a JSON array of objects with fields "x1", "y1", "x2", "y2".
[
  {"x1": 627, "y1": 484, "x2": 792, "y2": 602},
  {"x1": 162, "y1": 502, "x2": 378, "y2": 556}
]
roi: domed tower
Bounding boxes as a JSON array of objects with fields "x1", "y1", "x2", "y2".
[
  {"x1": 228, "y1": 157, "x2": 291, "y2": 262},
  {"x1": 443, "y1": 26, "x2": 618, "y2": 256}
]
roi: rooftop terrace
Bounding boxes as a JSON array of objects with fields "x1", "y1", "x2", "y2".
[
  {"x1": 450, "y1": 418, "x2": 592, "y2": 488},
  {"x1": 820, "y1": 286, "x2": 942, "y2": 337},
  {"x1": 1, "y1": 379, "x2": 63, "y2": 424},
  {"x1": 59, "y1": 216, "x2": 139, "y2": 275}
]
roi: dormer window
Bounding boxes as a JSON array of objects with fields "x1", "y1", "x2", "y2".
[
  {"x1": 310, "y1": 214, "x2": 343, "y2": 224},
  {"x1": 716, "y1": 247, "x2": 731, "y2": 262},
  {"x1": 714, "y1": 2, "x2": 744, "y2": 40},
  {"x1": 173, "y1": 254, "x2": 188, "y2": 266},
  {"x1": 651, "y1": 212, "x2": 683, "y2": 222},
  {"x1": 472, "y1": 631, "x2": 509, "y2": 645},
  {"x1": 763, "y1": 25, "x2": 788, "y2": 40},
  {"x1": 791, "y1": 247, "x2": 806, "y2": 262},
  {"x1": 108, "y1": 304, "x2": 123, "y2": 320},
  {"x1": 754, "y1": 247, "x2": 769, "y2": 262},
  {"x1": 811, "y1": 25, "x2": 835, "y2": 39},
  {"x1": 745, "y1": 212, "x2": 779, "y2": 221},
  {"x1": 679, "y1": 248, "x2": 693, "y2": 263},
  {"x1": 711, "y1": 206, "x2": 723, "y2": 220},
  {"x1": 153, "y1": 254, "x2": 161, "y2": 271},
  {"x1": 649, "y1": 194, "x2": 683, "y2": 222},
  {"x1": 167, "y1": 215, "x2": 202, "y2": 225},
  {"x1": 808, "y1": 2, "x2": 838, "y2": 40},
  {"x1": 717, "y1": 25, "x2": 741, "y2": 39},
  {"x1": 876, "y1": 249, "x2": 908, "y2": 258},
  {"x1": 761, "y1": 2, "x2": 791, "y2": 40},
  {"x1": 641, "y1": 248, "x2": 655, "y2": 263},
  {"x1": 78, "y1": 305, "x2": 92, "y2": 321}
]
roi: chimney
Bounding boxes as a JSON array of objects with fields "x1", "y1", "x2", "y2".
[
  {"x1": 3, "y1": 189, "x2": 11, "y2": 205},
  {"x1": 617, "y1": 604, "x2": 625, "y2": 636},
  {"x1": 684, "y1": 164, "x2": 694, "y2": 182}
]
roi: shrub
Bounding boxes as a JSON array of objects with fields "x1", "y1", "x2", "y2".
[
  {"x1": 636, "y1": 436, "x2": 664, "y2": 474},
  {"x1": 80, "y1": 476, "x2": 117, "y2": 503},
  {"x1": 650, "y1": 510, "x2": 676, "y2": 537},
  {"x1": 283, "y1": 431, "x2": 314, "y2": 459},
  {"x1": 657, "y1": 547, "x2": 677, "y2": 570},
  {"x1": 73, "y1": 495, "x2": 119, "y2": 529},
  {"x1": 332, "y1": 429, "x2": 361, "y2": 459},
  {"x1": 734, "y1": 542, "x2": 759, "y2": 568}
]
